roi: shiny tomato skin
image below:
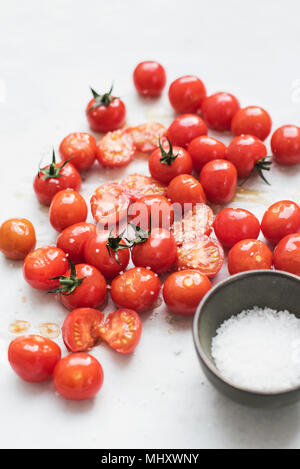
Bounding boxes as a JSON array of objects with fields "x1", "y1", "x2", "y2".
[
  {"x1": 188, "y1": 136, "x2": 227, "y2": 172},
  {"x1": 84, "y1": 229, "x2": 130, "y2": 279},
  {"x1": 167, "y1": 174, "x2": 206, "y2": 207},
  {"x1": 59, "y1": 132, "x2": 97, "y2": 171},
  {"x1": 177, "y1": 235, "x2": 224, "y2": 277},
  {"x1": 8, "y1": 335, "x2": 61, "y2": 382},
  {"x1": 133, "y1": 61, "x2": 166, "y2": 97},
  {"x1": 129, "y1": 122, "x2": 166, "y2": 153},
  {"x1": 0, "y1": 218, "x2": 36, "y2": 260},
  {"x1": 131, "y1": 228, "x2": 177, "y2": 274},
  {"x1": 23, "y1": 246, "x2": 68, "y2": 290},
  {"x1": 121, "y1": 173, "x2": 167, "y2": 202},
  {"x1": 90, "y1": 182, "x2": 130, "y2": 226},
  {"x1": 60, "y1": 264, "x2": 107, "y2": 311},
  {"x1": 96, "y1": 129, "x2": 135, "y2": 168},
  {"x1": 111, "y1": 267, "x2": 161, "y2": 313},
  {"x1": 261, "y1": 200, "x2": 300, "y2": 245},
  {"x1": 129, "y1": 194, "x2": 174, "y2": 231},
  {"x1": 228, "y1": 239, "x2": 273, "y2": 275},
  {"x1": 168, "y1": 75, "x2": 206, "y2": 114},
  {"x1": 163, "y1": 270, "x2": 212, "y2": 315},
  {"x1": 271, "y1": 125, "x2": 300, "y2": 166},
  {"x1": 62, "y1": 308, "x2": 105, "y2": 353},
  {"x1": 214, "y1": 208, "x2": 260, "y2": 248},
  {"x1": 231, "y1": 106, "x2": 272, "y2": 141},
  {"x1": 53, "y1": 353, "x2": 104, "y2": 401},
  {"x1": 34, "y1": 162, "x2": 81, "y2": 206},
  {"x1": 200, "y1": 159, "x2": 237, "y2": 204},
  {"x1": 99, "y1": 308, "x2": 142, "y2": 354},
  {"x1": 171, "y1": 204, "x2": 214, "y2": 245},
  {"x1": 56, "y1": 222, "x2": 96, "y2": 264},
  {"x1": 201, "y1": 92, "x2": 240, "y2": 131},
  {"x1": 86, "y1": 97, "x2": 126, "y2": 133},
  {"x1": 49, "y1": 189, "x2": 88, "y2": 232},
  {"x1": 225, "y1": 134, "x2": 267, "y2": 178},
  {"x1": 273, "y1": 233, "x2": 300, "y2": 275},
  {"x1": 167, "y1": 114, "x2": 207, "y2": 149},
  {"x1": 149, "y1": 145, "x2": 193, "y2": 184}
]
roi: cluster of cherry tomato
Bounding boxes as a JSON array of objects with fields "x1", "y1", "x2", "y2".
[{"x1": 2, "y1": 60, "x2": 300, "y2": 401}]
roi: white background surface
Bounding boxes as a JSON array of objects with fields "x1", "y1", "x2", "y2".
[{"x1": 1, "y1": 0, "x2": 300, "y2": 449}]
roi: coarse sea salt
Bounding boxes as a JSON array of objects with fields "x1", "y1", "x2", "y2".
[{"x1": 211, "y1": 306, "x2": 300, "y2": 393}]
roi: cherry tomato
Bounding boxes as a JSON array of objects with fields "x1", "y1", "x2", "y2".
[
  {"x1": 199, "y1": 159, "x2": 237, "y2": 204},
  {"x1": 90, "y1": 182, "x2": 130, "y2": 226},
  {"x1": 0, "y1": 218, "x2": 36, "y2": 260},
  {"x1": 225, "y1": 134, "x2": 269, "y2": 181},
  {"x1": 53, "y1": 353, "x2": 104, "y2": 401},
  {"x1": 187, "y1": 136, "x2": 227, "y2": 172},
  {"x1": 148, "y1": 139, "x2": 193, "y2": 184},
  {"x1": 49, "y1": 189, "x2": 87, "y2": 232},
  {"x1": 84, "y1": 229, "x2": 130, "y2": 279},
  {"x1": 56, "y1": 222, "x2": 96, "y2": 264},
  {"x1": 167, "y1": 114, "x2": 207, "y2": 148},
  {"x1": 171, "y1": 204, "x2": 214, "y2": 245},
  {"x1": 228, "y1": 239, "x2": 272, "y2": 275},
  {"x1": 111, "y1": 267, "x2": 161, "y2": 313},
  {"x1": 62, "y1": 308, "x2": 105, "y2": 353},
  {"x1": 50, "y1": 262, "x2": 107, "y2": 311},
  {"x1": 168, "y1": 75, "x2": 206, "y2": 114},
  {"x1": 133, "y1": 61, "x2": 166, "y2": 97},
  {"x1": 214, "y1": 208, "x2": 260, "y2": 248},
  {"x1": 271, "y1": 125, "x2": 300, "y2": 166},
  {"x1": 34, "y1": 151, "x2": 81, "y2": 206},
  {"x1": 129, "y1": 194, "x2": 174, "y2": 231},
  {"x1": 273, "y1": 233, "x2": 300, "y2": 275},
  {"x1": 167, "y1": 174, "x2": 206, "y2": 208},
  {"x1": 177, "y1": 235, "x2": 224, "y2": 277},
  {"x1": 99, "y1": 308, "x2": 142, "y2": 354},
  {"x1": 131, "y1": 228, "x2": 177, "y2": 274},
  {"x1": 163, "y1": 270, "x2": 211, "y2": 315},
  {"x1": 129, "y1": 122, "x2": 166, "y2": 153},
  {"x1": 59, "y1": 132, "x2": 97, "y2": 172},
  {"x1": 96, "y1": 129, "x2": 135, "y2": 168},
  {"x1": 8, "y1": 335, "x2": 61, "y2": 382},
  {"x1": 201, "y1": 92, "x2": 240, "y2": 131},
  {"x1": 231, "y1": 106, "x2": 272, "y2": 141},
  {"x1": 86, "y1": 86, "x2": 126, "y2": 133},
  {"x1": 23, "y1": 246, "x2": 68, "y2": 290},
  {"x1": 121, "y1": 173, "x2": 167, "y2": 202},
  {"x1": 261, "y1": 200, "x2": 300, "y2": 245}
]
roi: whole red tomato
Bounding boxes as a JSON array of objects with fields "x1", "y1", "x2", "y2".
[
  {"x1": 59, "y1": 132, "x2": 97, "y2": 171},
  {"x1": 99, "y1": 308, "x2": 142, "y2": 354},
  {"x1": 188, "y1": 136, "x2": 227, "y2": 172},
  {"x1": 56, "y1": 222, "x2": 96, "y2": 264},
  {"x1": 148, "y1": 139, "x2": 193, "y2": 184},
  {"x1": 167, "y1": 114, "x2": 207, "y2": 148},
  {"x1": 200, "y1": 159, "x2": 237, "y2": 204},
  {"x1": 129, "y1": 194, "x2": 174, "y2": 231},
  {"x1": 271, "y1": 125, "x2": 300, "y2": 166},
  {"x1": 273, "y1": 233, "x2": 300, "y2": 275},
  {"x1": 214, "y1": 208, "x2": 260, "y2": 248},
  {"x1": 23, "y1": 246, "x2": 68, "y2": 290},
  {"x1": 49, "y1": 189, "x2": 88, "y2": 232},
  {"x1": 167, "y1": 174, "x2": 206, "y2": 208},
  {"x1": 133, "y1": 61, "x2": 166, "y2": 97},
  {"x1": 228, "y1": 239, "x2": 273, "y2": 275},
  {"x1": 168, "y1": 75, "x2": 206, "y2": 113},
  {"x1": 231, "y1": 106, "x2": 272, "y2": 141},
  {"x1": 201, "y1": 92, "x2": 240, "y2": 131},
  {"x1": 261, "y1": 200, "x2": 300, "y2": 245},
  {"x1": 86, "y1": 86, "x2": 126, "y2": 133}
]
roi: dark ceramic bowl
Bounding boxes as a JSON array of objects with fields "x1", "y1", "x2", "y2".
[{"x1": 193, "y1": 270, "x2": 300, "y2": 408}]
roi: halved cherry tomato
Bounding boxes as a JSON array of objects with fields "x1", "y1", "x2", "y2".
[
  {"x1": 261, "y1": 200, "x2": 300, "y2": 245},
  {"x1": 34, "y1": 151, "x2": 81, "y2": 206},
  {"x1": 148, "y1": 139, "x2": 193, "y2": 184},
  {"x1": 273, "y1": 233, "x2": 300, "y2": 275},
  {"x1": 163, "y1": 270, "x2": 212, "y2": 315},
  {"x1": 56, "y1": 222, "x2": 96, "y2": 264},
  {"x1": 187, "y1": 136, "x2": 227, "y2": 172},
  {"x1": 214, "y1": 208, "x2": 260, "y2": 248},
  {"x1": 133, "y1": 61, "x2": 166, "y2": 97},
  {"x1": 271, "y1": 125, "x2": 300, "y2": 166},
  {"x1": 121, "y1": 173, "x2": 167, "y2": 202},
  {"x1": 177, "y1": 235, "x2": 224, "y2": 277},
  {"x1": 168, "y1": 75, "x2": 206, "y2": 114},
  {"x1": 129, "y1": 122, "x2": 166, "y2": 153},
  {"x1": 0, "y1": 218, "x2": 36, "y2": 260},
  {"x1": 96, "y1": 129, "x2": 135, "y2": 168},
  {"x1": 8, "y1": 335, "x2": 61, "y2": 382},
  {"x1": 199, "y1": 159, "x2": 237, "y2": 204},
  {"x1": 84, "y1": 229, "x2": 130, "y2": 279},
  {"x1": 167, "y1": 174, "x2": 206, "y2": 207},
  {"x1": 23, "y1": 246, "x2": 68, "y2": 290},
  {"x1": 59, "y1": 132, "x2": 97, "y2": 171},
  {"x1": 90, "y1": 182, "x2": 130, "y2": 226},
  {"x1": 111, "y1": 267, "x2": 161, "y2": 312},
  {"x1": 62, "y1": 308, "x2": 105, "y2": 352},
  {"x1": 231, "y1": 106, "x2": 272, "y2": 141},
  {"x1": 171, "y1": 204, "x2": 214, "y2": 245},
  {"x1": 228, "y1": 239, "x2": 273, "y2": 275},
  {"x1": 99, "y1": 308, "x2": 142, "y2": 354},
  {"x1": 201, "y1": 92, "x2": 240, "y2": 131},
  {"x1": 53, "y1": 353, "x2": 104, "y2": 401},
  {"x1": 129, "y1": 194, "x2": 174, "y2": 231},
  {"x1": 167, "y1": 114, "x2": 207, "y2": 148},
  {"x1": 86, "y1": 86, "x2": 126, "y2": 133},
  {"x1": 49, "y1": 189, "x2": 88, "y2": 232}
]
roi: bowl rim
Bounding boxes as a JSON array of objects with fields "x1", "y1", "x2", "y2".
[{"x1": 193, "y1": 269, "x2": 300, "y2": 397}]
